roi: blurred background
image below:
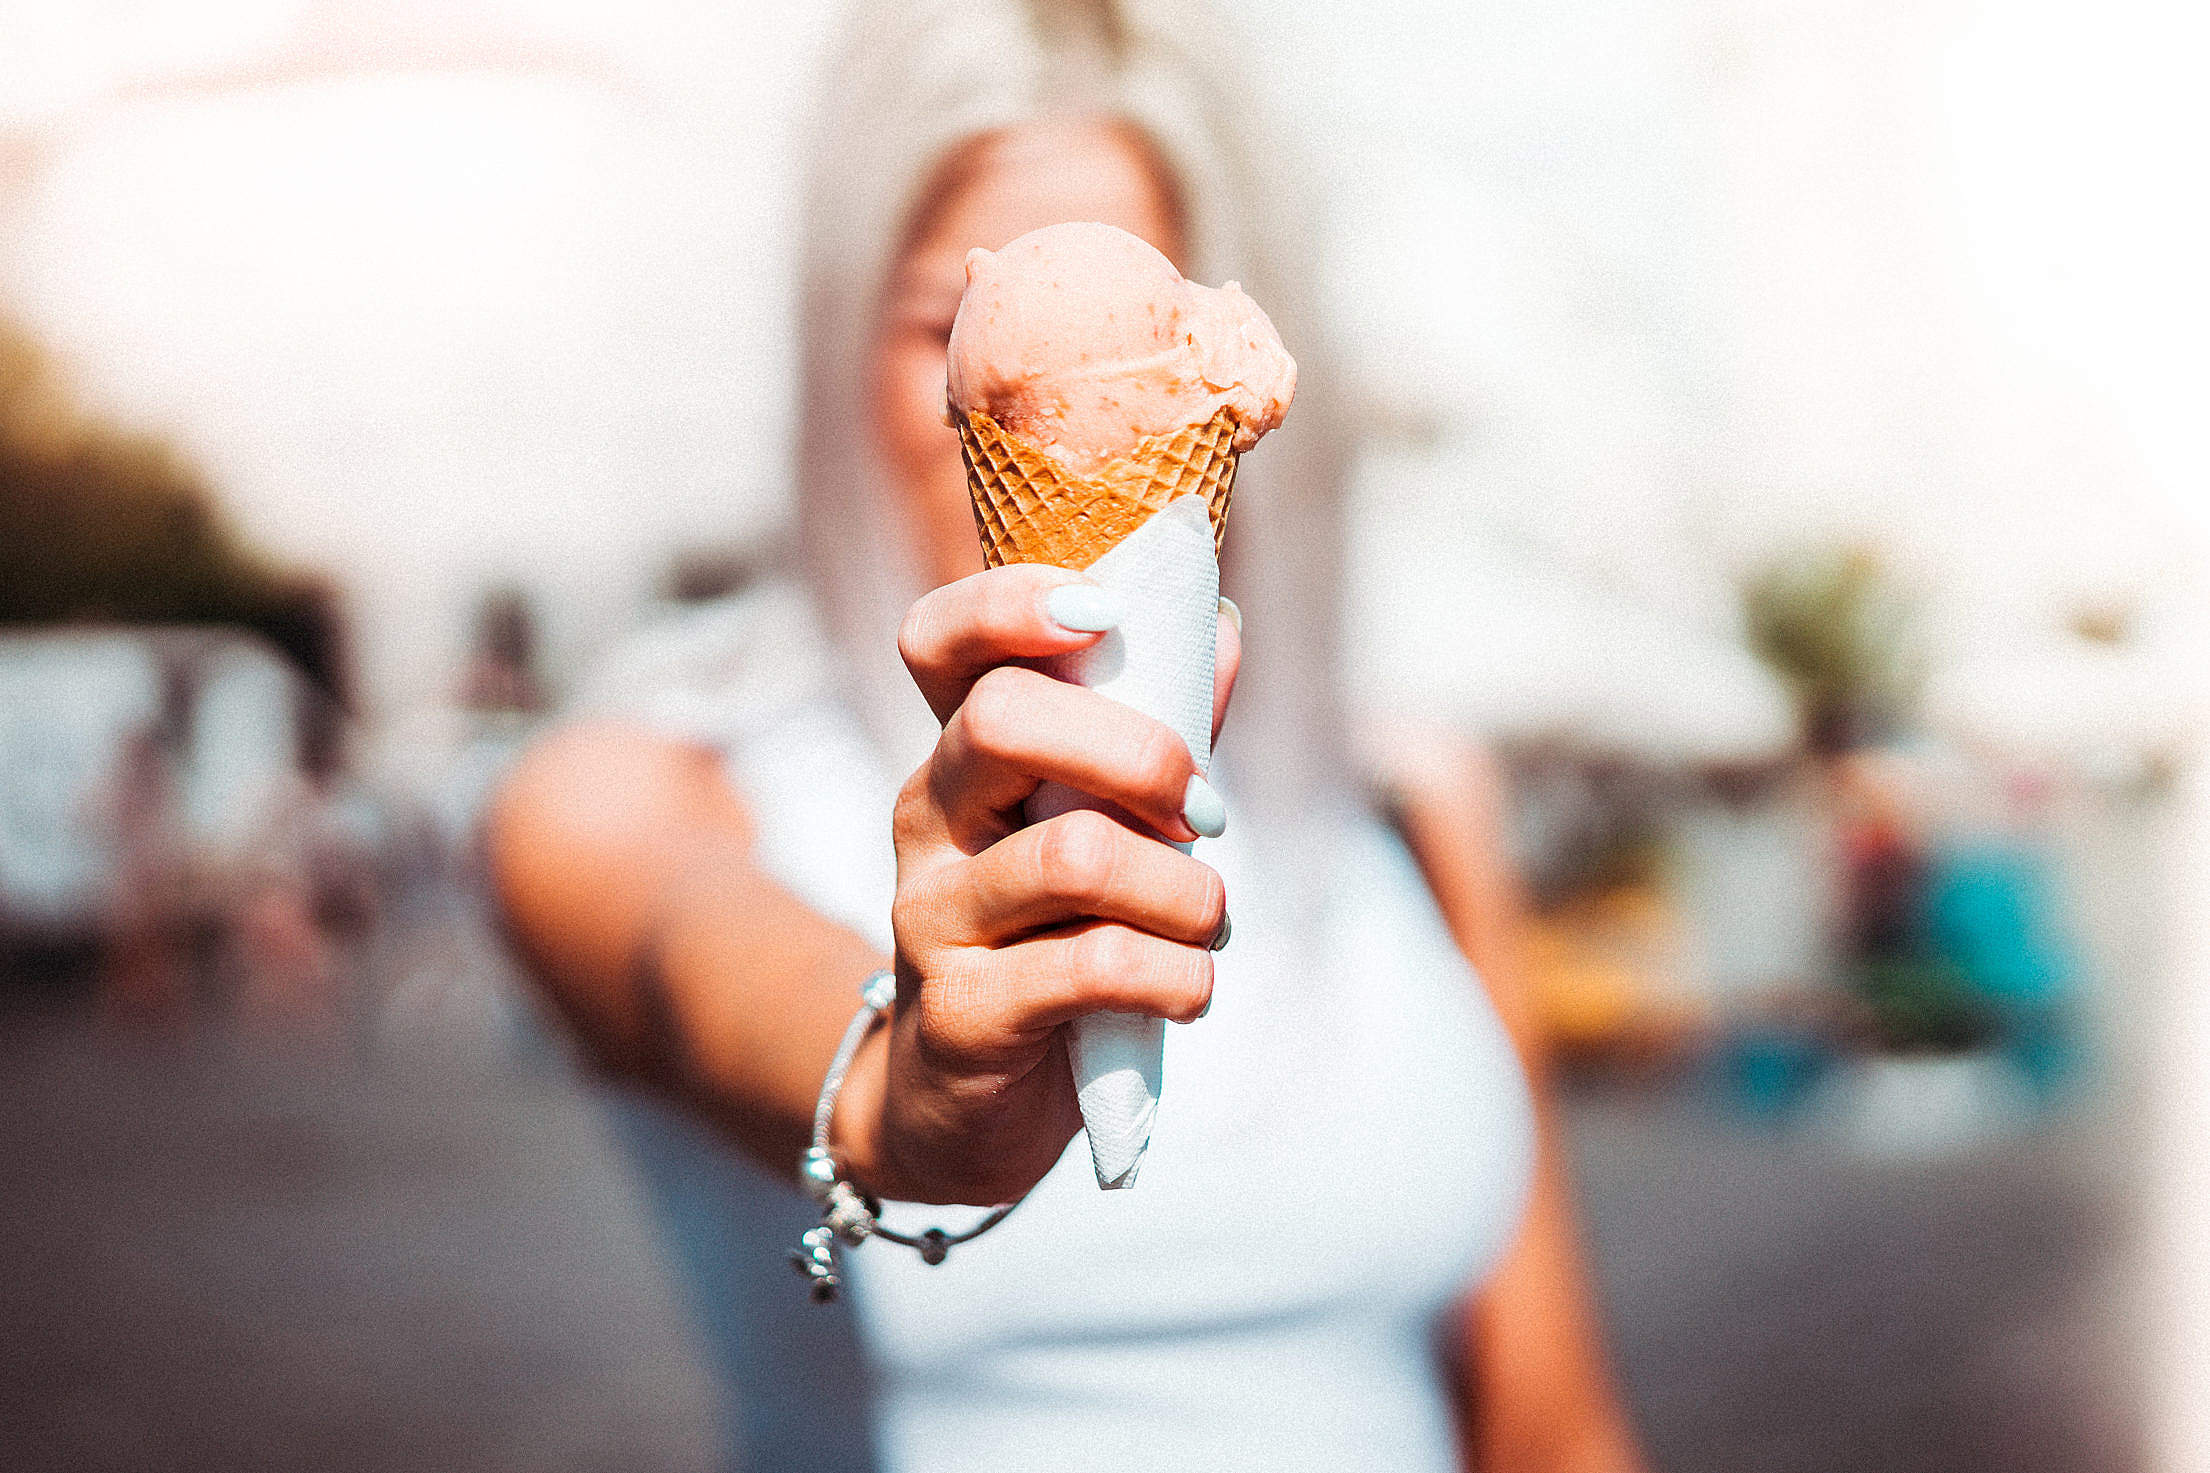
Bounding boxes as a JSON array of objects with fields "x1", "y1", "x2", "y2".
[{"x1": 2, "y1": 1, "x2": 2206, "y2": 1470}]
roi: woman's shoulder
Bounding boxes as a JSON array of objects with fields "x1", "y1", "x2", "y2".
[{"x1": 567, "y1": 578, "x2": 836, "y2": 750}]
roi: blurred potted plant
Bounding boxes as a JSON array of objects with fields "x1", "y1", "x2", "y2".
[
  {"x1": 1741, "y1": 546, "x2": 2039, "y2": 1149},
  {"x1": 1742, "y1": 546, "x2": 1945, "y2": 1037}
]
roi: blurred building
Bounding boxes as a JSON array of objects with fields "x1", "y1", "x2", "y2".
[{"x1": 0, "y1": 0, "x2": 2198, "y2": 768}]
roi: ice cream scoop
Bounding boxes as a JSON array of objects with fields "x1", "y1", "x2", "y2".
[
  {"x1": 947, "y1": 221, "x2": 1296, "y2": 475},
  {"x1": 948, "y1": 222, "x2": 1295, "y2": 1191}
]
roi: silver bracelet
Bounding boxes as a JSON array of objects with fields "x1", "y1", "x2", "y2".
[{"x1": 790, "y1": 968, "x2": 1023, "y2": 1302}]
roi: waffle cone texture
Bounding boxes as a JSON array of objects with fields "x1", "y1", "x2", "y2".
[{"x1": 958, "y1": 406, "x2": 1238, "y2": 570}]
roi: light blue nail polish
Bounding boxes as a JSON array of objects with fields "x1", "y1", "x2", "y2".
[
  {"x1": 1211, "y1": 912, "x2": 1232, "y2": 952},
  {"x1": 1216, "y1": 595, "x2": 1242, "y2": 633},
  {"x1": 1046, "y1": 584, "x2": 1122, "y2": 633},
  {"x1": 1183, "y1": 774, "x2": 1227, "y2": 839}
]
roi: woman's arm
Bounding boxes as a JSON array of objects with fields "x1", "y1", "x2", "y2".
[
  {"x1": 1377, "y1": 724, "x2": 1648, "y2": 1473},
  {"x1": 485, "y1": 720, "x2": 887, "y2": 1173}
]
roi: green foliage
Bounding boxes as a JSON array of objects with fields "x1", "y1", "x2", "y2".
[
  {"x1": 1850, "y1": 953, "x2": 1996, "y2": 1053},
  {"x1": 1743, "y1": 545, "x2": 1919, "y2": 752},
  {"x1": 0, "y1": 326, "x2": 345, "y2": 703}
]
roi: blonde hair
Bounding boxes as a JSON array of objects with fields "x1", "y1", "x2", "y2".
[{"x1": 794, "y1": 0, "x2": 1353, "y2": 836}]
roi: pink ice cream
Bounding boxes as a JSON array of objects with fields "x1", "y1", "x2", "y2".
[{"x1": 946, "y1": 221, "x2": 1297, "y2": 475}]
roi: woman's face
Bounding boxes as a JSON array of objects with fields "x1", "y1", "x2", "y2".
[{"x1": 872, "y1": 120, "x2": 1184, "y2": 590}]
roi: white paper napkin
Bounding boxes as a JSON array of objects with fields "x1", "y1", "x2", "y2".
[{"x1": 1024, "y1": 493, "x2": 1220, "y2": 1190}]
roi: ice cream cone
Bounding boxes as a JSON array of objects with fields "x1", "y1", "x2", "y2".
[
  {"x1": 958, "y1": 405, "x2": 1237, "y2": 570},
  {"x1": 958, "y1": 405, "x2": 1235, "y2": 1191},
  {"x1": 944, "y1": 220, "x2": 1293, "y2": 1193}
]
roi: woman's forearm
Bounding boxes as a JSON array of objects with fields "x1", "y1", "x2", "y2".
[
  {"x1": 1464, "y1": 1128, "x2": 1644, "y2": 1473},
  {"x1": 644, "y1": 837, "x2": 889, "y2": 1170},
  {"x1": 485, "y1": 721, "x2": 885, "y2": 1175},
  {"x1": 1376, "y1": 724, "x2": 1646, "y2": 1473}
]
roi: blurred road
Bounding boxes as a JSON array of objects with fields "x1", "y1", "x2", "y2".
[
  {"x1": 0, "y1": 983, "x2": 2142, "y2": 1473},
  {"x1": 1570, "y1": 1087, "x2": 2142, "y2": 1473},
  {"x1": 0, "y1": 994, "x2": 721, "y2": 1473}
]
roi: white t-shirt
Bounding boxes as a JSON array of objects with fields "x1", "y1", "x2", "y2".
[{"x1": 582, "y1": 585, "x2": 1537, "y2": 1473}]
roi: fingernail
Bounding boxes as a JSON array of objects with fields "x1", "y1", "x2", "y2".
[
  {"x1": 1182, "y1": 774, "x2": 1227, "y2": 839},
  {"x1": 1197, "y1": 993, "x2": 1213, "y2": 1020},
  {"x1": 1045, "y1": 584, "x2": 1122, "y2": 633},
  {"x1": 1216, "y1": 595, "x2": 1242, "y2": 633},
  {"x1": 1211, "y1": 911, "x2": 1232, "y2": 951}
]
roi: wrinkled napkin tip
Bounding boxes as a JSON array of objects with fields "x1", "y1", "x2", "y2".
[{"x1": 1088, "y1": 1136, "x2": 1150, "y2": 1191}]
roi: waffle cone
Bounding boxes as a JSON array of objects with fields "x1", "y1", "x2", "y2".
[{"x1": 958, "y1": 406, "x2": 1237, "y2": 570}]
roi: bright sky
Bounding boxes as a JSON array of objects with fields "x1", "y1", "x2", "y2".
[{"x1": 1945, "y1": 0, "x2": 2210, "y2": 536}]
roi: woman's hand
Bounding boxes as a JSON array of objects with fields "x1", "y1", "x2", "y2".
[{"x1": 835, "y1": 564, "x2": 1240, "y2": 1205}]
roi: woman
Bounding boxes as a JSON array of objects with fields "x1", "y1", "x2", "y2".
[{"x1": 488, "y1": 0, "x2": 1646, "y2": 1467}]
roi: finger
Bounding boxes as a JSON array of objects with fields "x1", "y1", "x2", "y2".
[
  {"x1": 933, "y1": 666, "x2": 1206, "y2": 849},
  {"x1": 899, "y1": 565, "x2": 1123, "y2": 723},
  {"x1": 921, "y1": 922, "x2": 1215, "y2": 1058},
  {"x1": 1211, "y1": 597, "x2": 1242, "y2": 746},
  {"x1": 929, "y1": 809, "x2": 1228, "y2": 949},
  {"x1": 994, "y1": 921, "x2": 1216, "y2": 1029}
]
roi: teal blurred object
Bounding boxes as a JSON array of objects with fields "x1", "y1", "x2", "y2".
[
  {"x1": 1719, "y1": 1023, "x2": 1833, "y2": 1119},
  {"x1": 1924, "y1": 841, "x2": 2079, "y2": 1094},
  {"x1": 1925, "y1": 842, "x2": 2071, "y2": 1004}
]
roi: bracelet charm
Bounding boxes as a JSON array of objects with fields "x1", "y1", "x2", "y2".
[{"x1": 790, "y1": 969, "x2": 1023, "y2": 1302}]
